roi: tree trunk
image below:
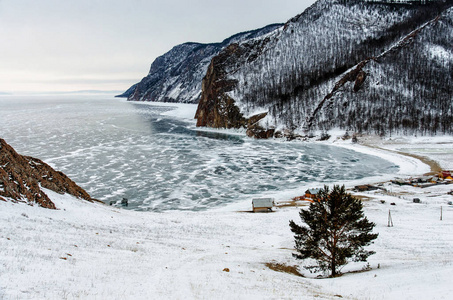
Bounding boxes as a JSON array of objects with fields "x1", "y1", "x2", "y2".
[{"x1": 331, "y1": 259, "x2": 336, "y2": 277}]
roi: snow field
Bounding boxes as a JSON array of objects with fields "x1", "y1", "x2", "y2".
[
  {"x1": 378, "y1": 135, "x2": 453, "y2": 170},
  {"x1": 1, "y1": 189, "x2": 312, "y2": 299},
  {"x1": 330, "y1": 184, "x2": 453, "y2": 299},
  {"x1": 1, "y1": 180, "x2": 453, "y2": 299}
]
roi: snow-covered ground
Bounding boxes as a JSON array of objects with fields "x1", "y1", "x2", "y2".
[
  {"x1": 1, "y1": 104, "x2": 453, "y2": 299},
  {"x1": 1, "y1": 180, "x2": 452, "y2": 299}
]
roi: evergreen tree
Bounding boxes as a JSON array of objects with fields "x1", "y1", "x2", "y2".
[{"x1": 289, "y1": 185, "x2": 378, "y2": 277}]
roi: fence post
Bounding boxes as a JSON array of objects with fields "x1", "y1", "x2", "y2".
[{"x1": 388, "y1": 210, "x2": 394, "y2": 227}]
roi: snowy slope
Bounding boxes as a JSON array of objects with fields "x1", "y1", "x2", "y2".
[
  {"x1": 196, "y1": 0, "x2": 453, "y2": 136},
  {"x1": 1, "y1": 174, "x2": 453, "y2": 299}
]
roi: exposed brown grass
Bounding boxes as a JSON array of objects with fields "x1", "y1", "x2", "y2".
[{"x1": 265, "y1": 262, "x2": 304, "y2": 277}]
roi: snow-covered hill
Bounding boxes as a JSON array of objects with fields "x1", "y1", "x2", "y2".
[
  {"x1": 195, "y1": 0, "x2": 453, "y2": 137},
  {"x1": 117, "y1": 24, "x2": 282, "y2": 103}
]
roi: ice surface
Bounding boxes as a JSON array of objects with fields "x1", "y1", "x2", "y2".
[{"x1": 0, "y1": 95, "x2": 399, "y2": 211}]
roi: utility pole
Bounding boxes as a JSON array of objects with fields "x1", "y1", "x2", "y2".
[{"x1": 388, "y1": 210, "x2": 394, "y2": 227}]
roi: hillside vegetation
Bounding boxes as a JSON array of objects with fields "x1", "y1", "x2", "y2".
[{"x1": 196, "y1": 0, "x2": 452, "y2": 137}]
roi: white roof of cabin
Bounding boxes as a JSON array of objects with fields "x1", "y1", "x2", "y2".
[
  {"x1": 306, "y1": 189, "x2": 321, "y2": 195},
  {"x1": 252, "y1": 198, "x2": 274, "y2": 207}
]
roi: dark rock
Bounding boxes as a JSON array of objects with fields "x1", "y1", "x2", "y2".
[
  {"x1": 246, "y1": 124, "x2": 275, "y2": 139},
  {"x1": 353, "y1": 70, "x2": 367, "y2": 92},
  {"x1": 195, "y1": 38, "x2": 276, "y2": 135},
  {"x1": 247, "y1": 112, "x2": 268, "y2": 127},
  {"x1": 195, "y1": 43, "x2": 248, "y2": 129},
  {"x1": 319, "y1": 132, "x2": 331, "y2": 141},
  {"x1": 274, "y1": 131, "x2": 283, "y2": 139}
]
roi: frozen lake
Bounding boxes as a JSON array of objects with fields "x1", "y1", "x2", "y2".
[{"x1": 0, "y1": 95, "x2": 398, "y2": 211}]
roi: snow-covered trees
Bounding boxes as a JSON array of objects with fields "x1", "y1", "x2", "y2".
[{"x1": 225, "y1": 0, "x2": 453, "y2": 135}]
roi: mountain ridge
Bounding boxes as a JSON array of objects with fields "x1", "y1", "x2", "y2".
[
  {"x1": 117, "y1": 23, "x2": 282, "y2": 103},
  {"x1": 120, "y1": 0, "x2": 452, "y2": 137}
]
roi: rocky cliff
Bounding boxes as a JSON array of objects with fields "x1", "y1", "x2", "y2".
[
  {"x1": 0, "y1": 139, "x2": 95, "y2": 209},
  {"x1": 194, "y1": 37, "x2": 278, "y2": 138},
  {"x1": 118, "y1": 24, "x2": 282, "y2": 103},
  {"x1": 194, "y1": 0, "x2": 453, "y2": 137}
]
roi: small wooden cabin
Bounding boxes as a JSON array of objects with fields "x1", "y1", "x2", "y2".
[
  {"x1": 305, "y1": 189, "x2": 321, "y2": 200},
  {"x1": 252, "y1": 198, "x2": 275, "y2": 212},
  {"x1": 440, "y1": 171, "x2": 453, "y2": 180}
]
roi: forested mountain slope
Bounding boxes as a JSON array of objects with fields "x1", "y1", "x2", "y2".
[
  {"x1": 117, "y1": 24, "x2": 282, "y2": 103},
  {"x1": 195, "y1": 0, "x2": 453, "y2": 137}
]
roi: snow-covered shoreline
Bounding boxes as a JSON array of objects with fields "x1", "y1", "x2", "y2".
[
  {"x1": 125, "y1": 101, "x2": 437, "y2": 179},
  {"x1": 121, "y1": 101, "x2": 448, "y2": 178}
]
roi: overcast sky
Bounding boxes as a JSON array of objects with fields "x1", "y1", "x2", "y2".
[{"x1": 0, "y1": 0, "x2": 316, "y2": 94}]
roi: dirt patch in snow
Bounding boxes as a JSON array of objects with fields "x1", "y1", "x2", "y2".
[{"x1": 265, "y1": 262, "x2": 304, "y2": 277}]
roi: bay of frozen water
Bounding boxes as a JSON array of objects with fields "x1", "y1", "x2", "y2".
[{"x1": 0, "y1": 95, "x2": 398, "y2": 211}]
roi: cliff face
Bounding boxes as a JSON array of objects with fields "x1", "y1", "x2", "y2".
[
  {"x1": 118, "y1": 24, "x2": 282, "y2": 103},
  {"x1": 195, "y1": 37, "x2": 278, "y2": 137},
  {"x1": 0, "y1": 139, "x2": 94, "y2": 209},
  {"x1": 195, "y1": 0, "x2": 453, "y2": 137},
  {"x1": 195, "y1": 44, "x2": 246, "y2": 128}
]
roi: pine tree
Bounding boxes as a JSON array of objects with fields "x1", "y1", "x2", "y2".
[{"x1": 289, "y1": 185, "x2": 378, "y2": 277}]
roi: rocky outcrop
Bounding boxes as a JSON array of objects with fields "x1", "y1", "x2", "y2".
[
  {"x1": 195, "y1": 36, "x2": 276, "y2": 134},
  {"x1": 195, "y1": 44, "x2": 246, "y2": 128},
  {"x1": 193, "y1": 38, "x2": 280, "y2": 138},
  {"x1": 245, "y1": 113, "x2": 275, "y2": 139},
  {"x1": 0, "y1": 139, "x2": 95, "y2": 209},
  {"x1": 353, "y1": 71, "x2": 367, "y2": 92}
]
